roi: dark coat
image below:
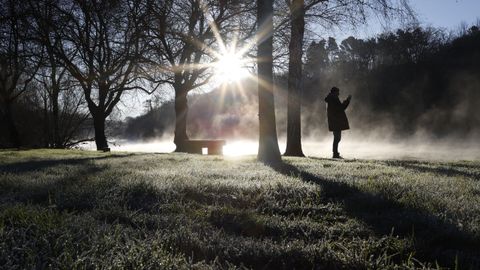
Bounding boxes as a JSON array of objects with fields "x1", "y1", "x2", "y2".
[{"x1": 325, "y1": 93, "x2": 350, "y2": 131}]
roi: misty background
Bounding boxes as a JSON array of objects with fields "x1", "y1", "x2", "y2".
[
  {"x1": 114, "y1": 25, "x2": 480, "y2": 159},
  {"x1": 3, "y1": 24, "x2": 480, "y2": 158}
]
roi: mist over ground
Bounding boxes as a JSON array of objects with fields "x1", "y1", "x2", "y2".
[
  {"x1": 3, "y1": 26, "x2": 479, "y2": 154},
  {"x1": 114, "y1": 26, "x2": 480, "y2": 161},
  {"x1": 93, "y1": 135, "x2": 480, "y2": 161}
]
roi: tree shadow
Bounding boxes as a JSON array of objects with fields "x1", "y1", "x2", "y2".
[
  {"x1": 0, "y1": 153, "x2": 161, "y2": 213},
  {"x1": 271, "y1": 160, "x2": 480, "y2": 268},
  {"x1": 0, "y1": 153, "x2": 144, "y2": 174},
  {"x1": 382, "y1": 160, "x2": 480, "y2": 179}
]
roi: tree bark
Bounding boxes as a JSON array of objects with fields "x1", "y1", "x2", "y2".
[
  {"x1": 257, "y1": 0, "x2": 281, "y2": 164},
  {"x1": 4, "y1": 102, "x2": 21, "y2": 148},
  {"x1": 51, "y1": 91, "x2": 61, "y2": 148},
  {"x1": 173, "y1": 88, "x2": 189, "y2": 152},
  {"x1": 42, "y1": 96, "x2": 50, "y2": 147},
  {"x1": 284, "y1": 0, "x2": 305, "y2": 157},
  {"x1": 93, "y1": 112, "x2": 108, "y2": 150}
]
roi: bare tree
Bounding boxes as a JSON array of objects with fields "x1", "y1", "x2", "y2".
[
  {"x1": 29, "y1": 0, "x2": 91, "y2": 149},
  {"x1": 257, "y1": 0, "x2": 281, "y2": 164},
  {"x1": 146, "y1": 0, "x2": 255, "y2": 152},
  {"x1": 29, "y1": 0, "x2": 70, "y2": 148},
  {"x1": 0, "y1": 0, "x2": 39, "y2": 148},
  {"x1": 46, "y1": 0, "x2": 149, "y2": 150}
]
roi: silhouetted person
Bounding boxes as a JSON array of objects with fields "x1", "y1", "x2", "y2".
[{"x1": 325, "y1": 87, "x2": 351, "y2": 158}]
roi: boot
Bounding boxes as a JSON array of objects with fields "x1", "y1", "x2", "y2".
[{"x1": 333, "y1": 152, "x2": 343, "y2": 159}]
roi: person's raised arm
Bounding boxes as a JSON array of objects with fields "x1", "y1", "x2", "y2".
[{"x1": 342, "y1": 95, "x2": 352, "y2": 110}]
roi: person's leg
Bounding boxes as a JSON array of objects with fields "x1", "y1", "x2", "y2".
[{"x1": 333, "y1": 131, "x2": 341, "y2": 157}]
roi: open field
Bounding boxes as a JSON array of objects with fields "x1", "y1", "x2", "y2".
[{"x1": 0, "y1": 149, "x2": 479, "y2": 269}]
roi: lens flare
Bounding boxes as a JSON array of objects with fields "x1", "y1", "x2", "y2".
[{"x1": 214, "y1": 52, "x2": 250, "y2": 84}]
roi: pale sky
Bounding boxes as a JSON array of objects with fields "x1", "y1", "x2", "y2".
[
  {"x1": 315, "y1": 0, "x2": 480, "y2": 41},
  {"x1": 412, "y1": 0, "x2": 479, "y2": 30}
]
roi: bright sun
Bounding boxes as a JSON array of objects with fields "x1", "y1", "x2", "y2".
[
  {"x1": 223, "y1": 140, "x2": 258, "y2": 156},
  {"x1": 215, "y1": 52, "x2": 250, "y2": 84}
]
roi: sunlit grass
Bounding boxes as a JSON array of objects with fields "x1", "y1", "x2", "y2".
[{"x1": 0, "y1": 150, "x2": 479, "y2": 269}]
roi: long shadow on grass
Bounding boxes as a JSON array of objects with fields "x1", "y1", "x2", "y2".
[
  {"x1": 0, "y1": 153, "x2": 169, "y2": 216},
  {"x1": 273, "y1": 160, "x2": 480, "y2": 268},
  {"x1": 0, "y1": 153, "x2": 143, "y2": 174},
  {"x1": 382, "y1": 160, "x2": 480, "y2": 179}
]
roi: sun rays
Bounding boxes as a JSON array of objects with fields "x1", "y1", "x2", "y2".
[
  {"x1": 161, "y1": 2, "x2": 282, "y2": 156},
  {"x1": 213, "y1": 50, "x2": 250, "y2": 84},
  {"x1": 156, "y1": 0, "x2": 281, "y2": 106},
  {"x1": 169, "y1": 1, "x2": 277, "y2": 87}
]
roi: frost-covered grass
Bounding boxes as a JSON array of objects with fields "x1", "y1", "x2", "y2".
[{"x1": 0, "y1": 149, "x2": 479, "y2": 269}]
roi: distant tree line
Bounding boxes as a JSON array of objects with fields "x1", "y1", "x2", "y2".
[
  {"x1": 302, "y1": 25, "x2": 480, "y2": 139},
  {"x1": 124, "y1": 24, "x2": 480, "y2": 141}
]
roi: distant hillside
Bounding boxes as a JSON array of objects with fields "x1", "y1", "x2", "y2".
[{"x1": 123, "y1": 78, "x2": 297, "y2": 140}]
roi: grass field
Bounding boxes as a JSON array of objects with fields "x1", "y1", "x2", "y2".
[{"x1": 0, "y1": 149, "x2": 479, "y2": 269}]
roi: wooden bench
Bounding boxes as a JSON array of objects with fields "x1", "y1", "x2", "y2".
[{"x1": 184, "y1": 140, "x2": 226, "y2": 155}]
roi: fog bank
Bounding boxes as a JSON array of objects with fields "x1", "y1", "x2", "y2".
[{"x1": 83, "y1": 137, "x2": 480, "y2": 161}]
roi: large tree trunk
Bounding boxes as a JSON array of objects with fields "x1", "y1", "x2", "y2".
[
  {"x1": 284, "y1": 0, "x2": 305, "y2": 157},
  {"x1": 93, "y1": 112, "x2": 108, "y2": 150},
  {"x1": 4, "y1": 102, "x2": 21, "y2": 148},
  {"x1": 42, "y1": 96, "x2": 50, "y2": 147},
  {"x1": 257, "y1": 0, "x2": 281, "y2": 164},
  {"x1": 173, "y1": 88, "x2": 189, "y2": 152},
  {"x1": 51, "y1": 92, "x2": 61, "y2": 148}
]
